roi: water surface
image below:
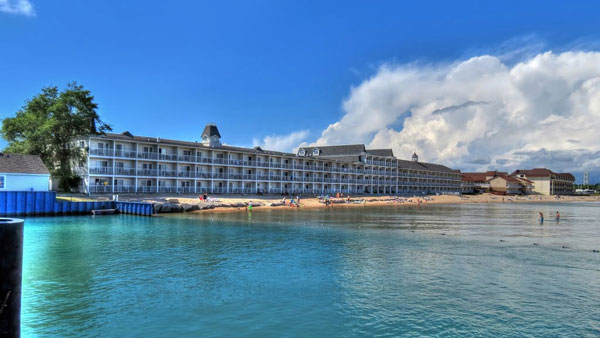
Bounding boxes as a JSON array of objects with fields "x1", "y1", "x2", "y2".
[{"x1": 22, "y1": 202, "x2": 600, "y2": 337}]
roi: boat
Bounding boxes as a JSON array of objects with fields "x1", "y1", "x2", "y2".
[{"x1": 91, "y1": 209, "x2": 116, "y2": 215}]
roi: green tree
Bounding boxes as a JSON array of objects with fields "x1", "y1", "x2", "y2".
[{"x1": 1, "y1": 82, "x2": 111, "y2": 191}]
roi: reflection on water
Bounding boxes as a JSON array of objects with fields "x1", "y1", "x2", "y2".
[{"x1": 22, "y1": 202, "x2": 600, "y2": 337}]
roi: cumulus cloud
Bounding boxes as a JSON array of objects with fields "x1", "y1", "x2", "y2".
[
  {"x1": 253, "y1": 130, "x2": 309, "y2": 153},
  {"x1": 313, "y1": 51, "x2": 600, "y2": 175},
  {"x1": 0, "y1": 0, "x2": 34, "y2": 16}
]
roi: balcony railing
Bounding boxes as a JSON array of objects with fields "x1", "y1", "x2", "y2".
[
  {"x1": 89, "y1": 167, "x2": 113, "y2": 175},
  {"x1": 137, "y1": 186, "x2": 157, "y2": 193},
  {"x1": 113, "y1": 186, "x2": 136, "y2": 193},
  {"x1": 114, "y1": 150, "x2": 137, "y2": 158},
  {"x1": 114, "y1": 167, "x2": 136, "y2": 176}
]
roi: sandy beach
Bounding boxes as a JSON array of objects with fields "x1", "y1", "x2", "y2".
[{"x1": 72, "y1": 193, "x2": 600, "y2": 214}]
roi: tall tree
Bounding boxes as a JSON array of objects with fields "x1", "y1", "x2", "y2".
[{"x1": 1, "y1": 82, "x2": 111, "y2": 191}]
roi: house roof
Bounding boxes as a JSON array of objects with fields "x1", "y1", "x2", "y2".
[
  {"x1": 462, "y1": 173, "x2": 489, "y2": 182},
  {"x1": 510, "y1": 168, "x2": 575, "y2": 180},
  {"x1": 300, "y1": 144, "x2": 366, "y2": 157},
  {"x1": 0, "y1": 153, "x2": 50, "y2": 175},
  {"x1": 492, "y1": 174, "x2": 521, "y2": 184},
  {"x1": 397, "y1": 159, "x2": 459, "y2": 173},
  {"x1": 462, "y1": 171, "x2": 508, "y2": 182},
  {"x1": 366, "y1": 149, "x2": 394, "y2": 157},
  {"x1": 201, "y1": 124, "x2": 221, "y2": 138}
]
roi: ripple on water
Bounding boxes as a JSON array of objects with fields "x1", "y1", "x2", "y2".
[{"x1": 21, "y1": 202, "x2": 600, "y2": 337}]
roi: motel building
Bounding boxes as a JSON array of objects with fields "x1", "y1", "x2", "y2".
[
  {"x1": 76, "y1": 124, "x2": 462, "y2": 195},
  {"x1": 511, "y1": 168, "x2": 575, "y2": 195}
]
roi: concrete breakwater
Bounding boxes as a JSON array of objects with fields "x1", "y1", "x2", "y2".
[{"x1": 151, "y1": 199, "x2": 287, "y2": 213}]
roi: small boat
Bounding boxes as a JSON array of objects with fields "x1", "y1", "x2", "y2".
[{"x1": 91, "y1": 209, "x2": 116, "y2": 215}]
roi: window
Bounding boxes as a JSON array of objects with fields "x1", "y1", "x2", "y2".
[
  {"x1": 0, "y1": 175, "x2": 5, "y2": 189},
  {"x1": 312, "y1": 148, "x2": 320, "y2": 156}
]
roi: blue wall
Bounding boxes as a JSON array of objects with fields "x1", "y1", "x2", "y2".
[{"x1": 0, "y1": 191, "x2": 153, "y2": 216}]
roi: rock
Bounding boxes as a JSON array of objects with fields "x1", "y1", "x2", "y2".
[
  {"x1": 181, "y1": 203, "x2": 193, "y2": 212},
  {"x1": 229, "y1": 202, "x2": 247, "y2": 208},
  {"x1": 167, "y1": 198, "x2": 179, "y2": 204},
  {"x1": 269, "y1": 201, "x2": 286, "y2": 207}
]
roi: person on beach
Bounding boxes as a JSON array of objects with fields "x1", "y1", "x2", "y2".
[
  {"x1": 203, "y1": 192, "x2": 207, "y2": 201},
  {"x1": 539, "y1": 212, "x2": 544, "y2": 224}
]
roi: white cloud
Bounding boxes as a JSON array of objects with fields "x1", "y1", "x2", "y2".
[
  {"x1": 253, "y1": 130, "x2": 309, "y2": 153},
  {"x1": 314, "y1": 50, "x2": 600, "y2": 174},
  {"x1": 0, "y1": 0, "x2": 34, "y2": 16}
]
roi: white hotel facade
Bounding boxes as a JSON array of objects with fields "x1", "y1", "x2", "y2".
[{"x1": 77, "y1": 124, "x2": 462, "y2": 195}]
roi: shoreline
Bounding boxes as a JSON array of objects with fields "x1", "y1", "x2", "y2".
[{"x1": 117, "y1": 193, "x2": 600, "y2": 215}]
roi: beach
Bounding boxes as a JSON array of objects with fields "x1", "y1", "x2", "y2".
[{"x1": 69, "y1": 193, "x2": 600, "y2": 214}]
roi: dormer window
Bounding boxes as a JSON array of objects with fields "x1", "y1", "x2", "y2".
[
  {"x1": 298, "y1": 149, "x2": 306, "y2": 156},
  {"x1": 312, "y1": 148, "x2": 320, "y2": 156}
]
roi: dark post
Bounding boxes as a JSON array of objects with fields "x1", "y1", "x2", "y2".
[{"x1": 0, "y1": 218, "x2": 24, "y2": 338}]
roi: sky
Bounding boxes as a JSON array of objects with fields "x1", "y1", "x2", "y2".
[{"x1": 2, "y1": 0, "x2": 600, "y2": 183}]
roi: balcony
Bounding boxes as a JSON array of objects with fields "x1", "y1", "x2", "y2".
[
  {"x1": 89, "y1": 148, "x2": 114, "y2": 157},
  {"x1": 178, "y1": 171, "x2": 195, "y2": 178},
  {"x1": 137, "y1": 169, "x2": 158, "y2": 176},
  {"x1": 89, "y1": 167, "x2": 113, "y2": 175},
  {"x1": 177, "y1": 187, "x2": 195, "y2": 193},
  {"x1": 158, "y1": 153, "x2": 178, "y2": 161},
  {"x1": 178, "y1": 155, "x2": 195, "y2": 162},
  {"x1": 113, "y1": 185, "x2": 136, "y2": 193},
  {"x1": 114, "y1": 150, "x2": 137, "y2": 158},
  {"x1": 158, "y1": 186, "x2": 178, "y2": 193},
  {"x1": 138, "y1": 152, "x2": 158, "y2": 160},
  {"x1": 114, "y1": 167, "x2": 136, "y2": 176},
  {"x1": 137, "y1": 186, "x2": 157, "y2": 193},
  {"x1": 158, "y1": 170, "x2": 177, "y2": 177},
  {"x1": 89, "y1": 185, "x2": 112, "y2": 193}
]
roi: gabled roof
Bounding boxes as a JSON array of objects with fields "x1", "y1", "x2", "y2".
[
  {"x1": 300, "y1": 144, "x2": 366, "y2": 157},
  {"x1": 0, "y1": 153, "x2": 50, "y2": 175},
  {"x1": 201, "y1": 124, "x2": 221, "y2": 138},
  {"x1": 397, "y1": 159, "x2": 459, "y2": 173},
  {"x1": 488, "y1": 174, "x2": 522, "y2": 184},
  {"x1": 510, "y1": 168, "x2": 575, "y2": 180},
  {"x1": 366, "y1": 149, "x2": 394, "y2": 157},
  {"x1": 462, "y1": 173, "x2": 489, "y2": 182}
]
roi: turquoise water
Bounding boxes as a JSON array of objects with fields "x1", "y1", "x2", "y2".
[{"x1": 22, "y1": 202, "x2": 600, "y2": 337}]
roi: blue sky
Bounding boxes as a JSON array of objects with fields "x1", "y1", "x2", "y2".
[{"x1": 2, "y1": 0, "x2": 600, "y2": 182}]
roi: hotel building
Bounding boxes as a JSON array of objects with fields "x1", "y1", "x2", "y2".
[
  {"x1": 77, "y1": 124, "x2": 462, "y2": 195},
  {"x1": 510, "y1": 168, "x2": 575, "y2": 195}
]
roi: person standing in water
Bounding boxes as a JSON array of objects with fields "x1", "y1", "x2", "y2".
[
  {"x1": 556, "y1": 211, "x2": 560, "y2": 222},
  {"x1": 539, "y1": 212, "x2": 544, "y2": 224}
]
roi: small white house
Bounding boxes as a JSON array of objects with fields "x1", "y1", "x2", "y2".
[{"x1": 0, "y1": 153, "x2": 50, "y2": 191}]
